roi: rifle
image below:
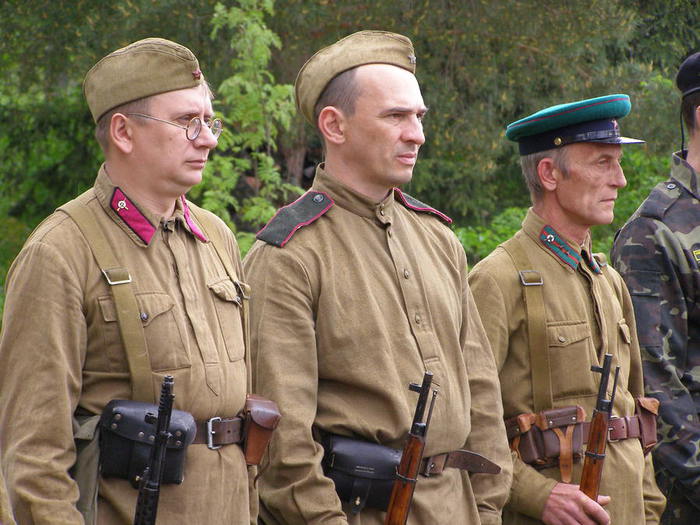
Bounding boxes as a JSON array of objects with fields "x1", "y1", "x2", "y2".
[
  {"x1": 133, "y1": 375, "x2": 175, "y2": 525},
  {"x1": 579, "y1": 354, "x2": 619, "y2": 501},
  {"x1": 384, "y1": 371, "x2": 437, "y2": 525}
]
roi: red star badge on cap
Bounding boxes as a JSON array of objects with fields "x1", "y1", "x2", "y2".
[{"x1": 192, "y1": 69, "x2": 202, "y2": 80}]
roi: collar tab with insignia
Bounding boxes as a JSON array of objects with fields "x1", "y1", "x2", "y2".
[
  {"x1": 257, "y1": 191, "x2": 334, "y2": 247},
  {"x1": 110, "y1": 188, "x2": 157, "y2": 244},
  {"x1": 539, "y1": 225, "x2": 601, "y2": 274},
  {"x1": 393, "y1": 188, "x2": 452, "y2": 224}
]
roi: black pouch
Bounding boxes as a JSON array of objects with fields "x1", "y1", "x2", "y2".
[
  {"x1": 98, "y1": 399, "x2": 196, "y2": 488},
  {"x1": 321, "y1": 434, "x2": 401, "y2": 515}
]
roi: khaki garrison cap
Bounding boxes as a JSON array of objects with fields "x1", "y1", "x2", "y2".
[
  {"x1": 83, "y1": 37, "x2": 204, "y2": 122},
  {"x1": 294, "y1": 30, "x2": 417, "y2": 125}
]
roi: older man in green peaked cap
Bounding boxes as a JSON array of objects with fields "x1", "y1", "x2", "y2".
[
  {"x1": 243, "y1": 29, "x2": 512, "y2": 525},
  {"x1": 469, "y1": 94, "x2": 666, "y2": 525},
  {"x1": 613, "y1": 51, "x2": 700, "y2": 525},
  {"x1": 0, "y1": 38, "x2": 258, "y2": 524}
]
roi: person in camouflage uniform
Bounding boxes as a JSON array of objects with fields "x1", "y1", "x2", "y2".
[{"x1": 612, "y1": 52, "x2": 700, "y2": 524}]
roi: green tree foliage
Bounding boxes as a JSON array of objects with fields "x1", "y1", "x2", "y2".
[{"x1": 190, "y1": 0, "x2": 300, "y2": 255}]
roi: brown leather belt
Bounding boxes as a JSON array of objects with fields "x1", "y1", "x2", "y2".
[
  {"x1": 582, "y1": 415, "x2": 642, "y2": 443},
  {"x1": 420, "y1": 449, "x2": 501, "y2": 477},
  {"x1": 192, "y1": 416, "x2": 244, "y2": 449}
]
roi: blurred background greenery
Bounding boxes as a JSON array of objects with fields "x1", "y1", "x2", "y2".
[{"x1": 1, "y1": 0, "x2": 699, "y2": 312}]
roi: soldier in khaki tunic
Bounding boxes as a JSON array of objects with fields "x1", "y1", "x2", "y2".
[
  {"x1": 0, "y1": 39, "x2": 255, "y2": 524},
  {"x1": 468, "y1": 95, "x2": 666, "y2": 525},
  {"x1": 243, "y1": 30, "x2": 512, "y2": 525}
]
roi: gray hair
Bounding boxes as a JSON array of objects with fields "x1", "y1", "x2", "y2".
[{"x1": 519, "y1": 146, "x2": 569, "y2": 202}]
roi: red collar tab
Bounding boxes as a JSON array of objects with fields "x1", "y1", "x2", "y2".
[
  {"x1": 111, "y1": 188, "x2": 156, "y2": 244},
  {"x1": 181, "y1": 196, "x2": 208, "y2": 243}
]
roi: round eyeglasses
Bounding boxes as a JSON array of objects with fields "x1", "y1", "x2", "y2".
[{"x1": 127, "y1": 113, "x2": 223, "y2": 141}]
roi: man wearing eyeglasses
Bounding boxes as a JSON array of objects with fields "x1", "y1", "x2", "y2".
[{"x1": 0, "y1": 38, "x2": 255, "y2": 524}]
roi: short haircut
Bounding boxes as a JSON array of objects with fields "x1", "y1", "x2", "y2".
[
  {"x1": 95, "y1": 97, "x2": 151, "y2": 153},
  {"x1": 681, "y1": 91, "x2": 700, "y2": 135},
  {"x1": 519, "y1": 146, "x2": 569, "y2": 202},
  {"x1": 94, "y1": 81, "x2": 215, "y2": 153},
  {"x1": 313, "y1": 67, "x2": 362, "y2": 132}
]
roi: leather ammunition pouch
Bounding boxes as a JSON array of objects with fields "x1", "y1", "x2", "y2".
[
  {"x1": 321, "y1": 434, "x2": 401, "y2": 515},
  {"x1": 98, "y1": 400, "x2": 196, "y2": 487},
  {"x1": 635, "y1": 396, "x2": 659, "y2": 455},
  {"x1": 242, "y1": 394, "x2": 281, "y2": 466},
  {"x1": 505, "y1": 405, "x2": 586, "y2": 483}
]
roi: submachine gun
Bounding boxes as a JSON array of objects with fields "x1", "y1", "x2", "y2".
[
  {"x1": 133, "y1": 375, "x2": 175, "y2": 525},
  {"x1": 580, "y1": 353, "x2": 620, "y2": 501},
  {"x1": 384, "y1": 371, "x2": 437, "y2": 525}
]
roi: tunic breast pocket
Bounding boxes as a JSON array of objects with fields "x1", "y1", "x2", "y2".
[
  {"x1": 207, "y1": 277, "x2": 245, "y2": 362},
  {"x1": 547, "y1": 321, "x2": 596, "y2": 399},
  {"x1": 98, "y1": 292, "x2": 191, "y2": 372}
]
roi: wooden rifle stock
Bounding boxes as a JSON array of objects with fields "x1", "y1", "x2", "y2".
[
  {"x1": 384, "y1": 372, "x2": 437, "y2": 525},
  {"x1": 579, "y1": 354, "x2": 619, "y2": 501}
]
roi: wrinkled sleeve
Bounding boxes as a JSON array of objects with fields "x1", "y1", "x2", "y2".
[
  {"x1": 468, "y1": 267, "x2": 557, "y2": 520},
  {"x1": 243, "y1": 243, "x2": 347, "y2": 525},
  {"x1": 460, "y1": 254, "x2": 512, "y2": 525},
  {"x1": 0, "y1": 241, "x2": 87, "y2": 524},
  {"x1": 613, "y1": 218, "x2": 700, "y2": 509}
]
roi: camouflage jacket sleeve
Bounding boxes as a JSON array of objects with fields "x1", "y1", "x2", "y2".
[{"x1": 612, "y1": 206, "x2": 700, "y2": 508}]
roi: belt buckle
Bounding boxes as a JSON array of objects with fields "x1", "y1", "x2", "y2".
[
  {"x1": 607, "y1": 418, "x2": 620, "y2": 443},
  {"x1": 206, "y1": 416, "x2": 222, "y2": 450}
]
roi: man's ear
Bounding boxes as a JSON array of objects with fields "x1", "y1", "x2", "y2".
[
  {"x1": 317, "y1": 106, "x2": 346, "y2": 145},
  {"x1": 110, "y1": 113, "x2": 135, "y2": 154},
  {"x1": 537, "y1": 157, "x2": 559, "y2": 192}
]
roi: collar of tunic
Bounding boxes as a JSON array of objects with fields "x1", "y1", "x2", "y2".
[
  {"x1": 671, "y1": 150, "x2": 700, "y2": 200},
  {"x1": 93, "y1": 164, "x2": 208, "y2": 246},
  {"x1": 521, "y1": 208, "x2": 601, "y2": 274},
  {"x1": 312, "y1": 164, "x2": 396, "y2": 221}
]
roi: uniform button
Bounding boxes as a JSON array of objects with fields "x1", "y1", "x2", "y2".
[
  {"x1": 140, "y1": 312, "x2": 149, "y2": 322},
  {"x1": 380, "y1": 210, "x2": 385, "y2": 216},
  {"x1": 558, "y1": 335, "x2": 566, "y2": 343},
  {"x1": 313, "y1": 194, "x2": 324, "y2": 203},
  {"x1": 666, "y1": 183, "x2": 676, "y2": 190},
  {"x1": 404, "y1": 269, "x2": 410, "y2": 279},
  {"x1": 415, "y1": 314, "x2": 421, "y2": 324}
]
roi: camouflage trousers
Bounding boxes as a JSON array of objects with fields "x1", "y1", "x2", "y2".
[{"x1": 655, "y1": 465, "x2": 700, "y2": 525}]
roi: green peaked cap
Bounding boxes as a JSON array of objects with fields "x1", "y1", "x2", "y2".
[{"x1": 505, "y1": 94, "x2": 644, "y2": 155}]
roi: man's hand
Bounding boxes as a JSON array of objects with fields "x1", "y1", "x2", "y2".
[{"x1": 541, "y1": 482, "x2": 611, "y2": 525}]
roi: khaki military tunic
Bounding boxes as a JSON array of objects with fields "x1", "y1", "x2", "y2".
[
  {"x1": 0, "y1": 465, "x2": 16, "y2": 525},
  {"x1": 0, "y1": 166, "x2": 252, "y2": 524},
  {"x1": 244, "y1": 167, "x2": 512, "y2": 525},
  {"x1": 468, "y1": 209, "x2": 665, "y2": 524}
]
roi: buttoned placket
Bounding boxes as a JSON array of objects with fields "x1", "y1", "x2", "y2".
[
  {"x1": 378, "y1": 202, "x2": 441, "y2": 369},
  {"x1": 162, "y1": 218, "x2": 221, "y2": 395}
]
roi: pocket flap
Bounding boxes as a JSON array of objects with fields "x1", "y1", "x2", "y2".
[
  {"x1": 547, "y1": 322, "x2": 590, "y2": 347},
  {"x1": 618, "y1": 320, "x2": 632, "y2": 344},
  {"x1": 98, "y1": 293, "x2": 174, "y2": 326},
  {"x1": 207, "y1": 277, "x2": 241, "y2": 305}
]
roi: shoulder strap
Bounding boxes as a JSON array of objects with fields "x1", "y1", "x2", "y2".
[
  {"x1": 501, "y1": 236, "x2": 552, "y2": 412},
  {"x1": 188, "y1": 205, "x2": 253, "y2": 392},
  {"x1": 59, "y1": 198, "x2": 154, "y2": 403}
]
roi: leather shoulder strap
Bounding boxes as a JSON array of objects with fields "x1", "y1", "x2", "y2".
[
  {"x1": 187, "y1": 204, "x2": 252, "y2": 392},
  {"x1": 59, "y1": 197, "x2": 154, "y2": 403},
  {"x1": 501, "y1": 236, "x2": 552, "y2": 412}
]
